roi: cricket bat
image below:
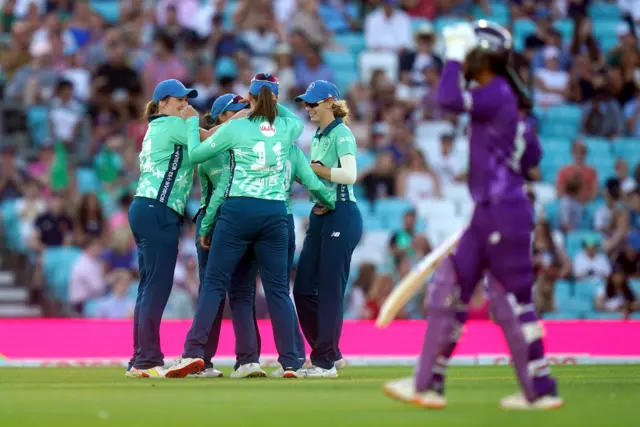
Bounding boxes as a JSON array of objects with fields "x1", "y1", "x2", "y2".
[{"x1": 375, "y1": 226, "x2": 465, "y2": 329}]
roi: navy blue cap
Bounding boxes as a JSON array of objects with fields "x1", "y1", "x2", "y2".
[
  {"x1": 152, "y1": 79, "x2": 198, "y2": 103},
  {"x1": 295, "y1": 80, "x2": 340, "y2": 103},
  {"x1": 249, "y1": 73, "x2": 279, "y2": 97},
  {"x1": 210, "y1": 93, "x2": 248, "y2": 118}
]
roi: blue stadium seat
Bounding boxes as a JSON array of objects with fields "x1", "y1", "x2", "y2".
[
  {"x1": 593, "y1": 20, "x2": 624, "y2": 39},
  {"x1": 554, "y1": 19, "x2": 574, "y2": 43},
  {"x1": 27, "y1": 106, "x2": 50, "y2": 145},
  {"x1": 375, "y1": 198, "x2": 415, "y2": 230},
  {"x1": 539, "y1": 157, "x2": 565, "y2": 183},
  {"x1": 333, "y1": 69, "x2": 359, "y2": 94},
  {"x1": 76, "y1": 168, "x2": 101, "y2": 194},
  {"x1": 1, "y1": 200, "x2": 22, "y2": 252},
  {"x1": 543, "y1": 311, "x2": 584, "y2": 320},
  {"x1": 334, "y1": 33, "x2": 366, "y2": 56},
  {"x1": 357, "y1": 151, "x2": 376, "y2": 173},
  {"x1": 599, "y1": 35, "x2": 619, "y2": 53},
  {"x1": 630, "y1": 279, "x2": 640, "y2": 296},
  {"x1": 573, "y1": 280, "x2": 600, "y2": 301},
  {"x1": 187, "y1": 199, "x2": 200, "y2": 220},
  {"x1": 513, "y1": 19, "x2": 536, "y2": 43},
  {"x1": 89, "y1": 0, "x2": 120, "y2": 23},
  {"x1": 541, "y1": 104, "x2": 583, "y2": 122},
  {"x1": 322, "y1": 50, "x2": 356, "y2": 70},
  {"x1": 565, "y1": 230, "x2": 603, "y2": 259},
  {"x1": 43, "y1": 247, "x2": 82, "y2": 302},
  {"x1": 613, "y1": 137, "x2": 640, "y2": 166},
  {"x1": 363, "y1": 215, "x2": 384, "y2": 231},
  {"x1": 410, "y1": 18, "x2": 431, "y2": 33},
  {"x1": 583, "y1": 137, "x2": 614, "y2": 159},
  {"x1": 588, "y1": 2, "x2": 622, "y2": 21},
  {"x1": 83, "y1": 299, "x2": 101, "y2": 318},
  {"x1": 544, "y1": 200, "x2": 560, "y2": 229},
  {"x1": 582, "y1": 199, "x2": 604, "y2": 230},
  {"x1": 584, "y1": 312, "x2": 623, "y2": 320}
]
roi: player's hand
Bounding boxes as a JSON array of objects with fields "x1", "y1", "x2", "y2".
[
  {"x1": 181, "y1": 105, "x2": 199, "y2": 120},
  {"x1": 199, "y1": 128, "x2": 213, "y2": 141},
  {"x1": 312, "y1": 204, "x2": 329, "y2": 216},
  {"x1": 443, "y1": 23, "x2": 476, "y2": 62},
  {"x1": 200, "y1": 235, "x2": 211, "y2": 250}
]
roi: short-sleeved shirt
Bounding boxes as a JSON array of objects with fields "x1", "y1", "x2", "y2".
[
  {"x1": 134, "y1": 115, "x2": 194, "y2": 216},
  {"x1": 35, "y1": 212, "x2": 73, "y2": 247},
  {"x1": 309, "y1": 118, "x2": 357, "y2": 203},
  {"x1": 186, "y1": 112, "x2": 304, "y2": 201}
]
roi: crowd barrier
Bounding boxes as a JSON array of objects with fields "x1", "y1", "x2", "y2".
[{"x1": 1, "y1": 320, "x2": 639, "y2": 367}]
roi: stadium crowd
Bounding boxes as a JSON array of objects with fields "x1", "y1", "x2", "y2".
[{"x1": 1, "y1": 0, "x2": 640, "y2": 321}]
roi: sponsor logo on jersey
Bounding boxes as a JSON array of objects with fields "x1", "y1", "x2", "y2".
[{"x1": 259, "y1": 122, "x2": 276, "y2": 137}]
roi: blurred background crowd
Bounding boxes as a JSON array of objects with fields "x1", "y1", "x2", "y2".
[{"x1": 1, "y1": 0, "x2": 640, "y2": 321}]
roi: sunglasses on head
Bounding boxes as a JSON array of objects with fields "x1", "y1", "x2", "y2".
[
  {"x1": 222, "y1": 94, "x2": 246, "y2": 111},
  {"x1": 251, "y1": 73, "x2": 280, "y2": 84}
]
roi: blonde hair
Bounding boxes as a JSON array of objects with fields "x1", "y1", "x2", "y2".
[
  {"x1": 332, "y1": 100, "x2": 350, "y2": 125},
  {"x1": 144, "y1": 100, "x2": 159, "y2": 118}
]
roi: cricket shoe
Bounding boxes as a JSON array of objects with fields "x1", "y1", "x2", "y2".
[
  {"x1": 500, "y1": 393, "x2": 564, "y2": 410},
  {"x1": 136, "y1": 366, "x2": 167, "y2": 378},
  {"x1": 165, "y1": 358, "x2": 205, "y2": 378},
  {"x1": 188, "y1": 367, "x2": 224, "y2": 378},
  {"x1": 298, "y1": 365, "x2": 338, "y2": 378},
  {"x1": 383, "y1": 377, "x2": 447, "y2": 410},
  {"x1": 125, "y1": 368, "x2": 140, "y2": 378},
  {"x1": 270, "y1": 365, "x2": 302, "y2": 378},
  {"x1": 230, "y1": 363, "x2": 267, "y2": 378},
  {"x1": 335, "y1": 358, "x2": 347, "y2": 371}
]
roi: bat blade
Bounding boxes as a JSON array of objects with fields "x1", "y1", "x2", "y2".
[{"x1": 375, "y1": 226, "x2": 465, "y2": 329}]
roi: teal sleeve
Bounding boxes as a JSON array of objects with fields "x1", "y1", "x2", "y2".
[
  {"x1": 277, "y1": 103, "x2": 299, "y2": 120},
  {"x1": 199, "y1": 174, "x2": 228, "y2": 238},
  {"x1": 285, "y1": 116, "x2": 304, "y2": 143},
  {"x1": 292, "y1": 146, "x2": 335, "y2": 210},
  {"x1": 334, "y1": 127, "x2": 357, "y2": 157},
  {"x1": 187, "y1": 117, "x2": 235, "y2": 164},
  {"x1": 170, "y1": 117, "x2": 189, "y2": 146}
]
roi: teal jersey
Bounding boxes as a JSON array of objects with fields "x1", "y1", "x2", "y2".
[
  {"x1": 284, "y1": 145, "x2": 335, "y2": 215},
  {"x1": 309, "y1": 118, "x2": 357, "y2": 203},
  {"x1": 186, "y1": 108, "x2": 304, "y2": 201},
  {"x1": 135, "y1": 115, "x2": 194, "y2": 216}
]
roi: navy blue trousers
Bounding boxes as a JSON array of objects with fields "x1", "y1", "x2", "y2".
[
  {"x1": 286, "y1": 214, "x2": 307, "y2": 362},
  {"x1": 128, "y1": 197, "x2": 182, "y2": 370},
  {"x1": 194, "y1": 211, "x2": 261, "y2": 369},
  {"x1": 293, "y1": 202, "x2": 363, "y2": 369},
  {"x1": 183, "y1": 198, "x2": 302, "y2": 369}
]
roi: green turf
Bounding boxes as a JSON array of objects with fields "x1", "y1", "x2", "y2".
[{"x1": 1, "y1": 366, "x2": 638, "y2": 426}]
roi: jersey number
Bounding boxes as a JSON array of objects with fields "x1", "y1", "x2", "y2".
[{"x1": 251, "y1": 141, "x2": 282, "y2": 171}]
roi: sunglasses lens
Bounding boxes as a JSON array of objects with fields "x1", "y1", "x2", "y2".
[{"x1": 306, "y1": 102, "x2": 319, "y2": 108}]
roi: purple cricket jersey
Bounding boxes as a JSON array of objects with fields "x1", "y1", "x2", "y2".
[
  {"x1": 520, "y1": 115, "x2": 542, "y2": 176},
  {"x1": 437, "y1": 61, "x2": 529, "y2": 204}
]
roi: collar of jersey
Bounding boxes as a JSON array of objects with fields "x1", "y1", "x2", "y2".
[
  {"x1": 148, "y1": 114, "x2": 169, "y2": 123},
  {"x1": 315, "y1": 117, "x2": 342, "y2": 137}
]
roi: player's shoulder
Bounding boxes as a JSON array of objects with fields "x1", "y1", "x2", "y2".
[{"x1": 331, "y1": 123, "x2": 356, "y2": 143}]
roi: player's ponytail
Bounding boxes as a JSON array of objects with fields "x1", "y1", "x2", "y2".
[
  {"x1": 144, "y1": 100, "x2": 159, "y2": 118},
  {"x1": 250, "y1": 87, "x2": 278, "y2": 125},
  {"x1": 201, "y1": 113, "x2": 218, "y2": 130},
  {"x1": 332, "y1": 100, "x2": 350, "y2": 126}
]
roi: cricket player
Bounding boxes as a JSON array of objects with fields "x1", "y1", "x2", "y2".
[
  {"x1": 165, "y1": 73, "x2": 331, "y2": 379},
  {"x1": 126, "y1": 79, "x2": 198, "y2": 378},
  {"x1": 293, "y1": 80, "x2": 363, "y2": 378},
  {"x1": 383, "y1": 21, "x2": 563, "y2": 410},
  {"x1": 188, "y1": 93, "x2": 259, "y2": 378}
]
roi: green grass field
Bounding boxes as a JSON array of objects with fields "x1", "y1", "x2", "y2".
[{"x1": 1, "y1": 366, "x2": 638, "y2": 426}]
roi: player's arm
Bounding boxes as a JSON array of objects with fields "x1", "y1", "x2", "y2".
[
  {"x1": 520, "y1": 121, "x2": 543, "y2": 180},
  {"x1": 186, "y1": 117, "x2": 235, "y2": 164},
  {"x1": 310, "y1": 129, "x2": 357, "y2": 185},
  {"x1": 292, "y1": 146, "x2": 335, "y2": 210},
  {"x1": 199, "y1": 171, "x2": 230, "y2": 243}
]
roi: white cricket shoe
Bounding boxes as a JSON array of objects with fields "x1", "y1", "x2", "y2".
[
  {"x1": 383, "y1": 377, "x2": 447, "y2": 410},
  {"x1": 136, "y1": 366, "x2": 167, "y2": 379},
  {"x1": 298, "y1": 365, "x2": 338, "y2": 378},
  {"x1": 230, "y1": 363, "x2": 267, "y2": 378},
  {"x1": 500, "y1": 393, "x2": 564, "y2": 410},
  {"x1": 188, "y1": 367, "x2": 223, "y2": 378},
  {"x1": 270, "y1": 365, "x2": 302, "y2": 378},
  {"x1": 165, "y1": 358, "x2": 205, "y2": 379},
  {"x1": 335, "y1": 358, "x2": 347, "y2": 370},
  {"x1": 125, "y1": 368, "x2": 139, "y2": 378}
]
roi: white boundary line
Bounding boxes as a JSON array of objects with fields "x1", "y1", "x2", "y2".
[{"x1": 2, "y1": 355, "x2": 640, "y2": 368}]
